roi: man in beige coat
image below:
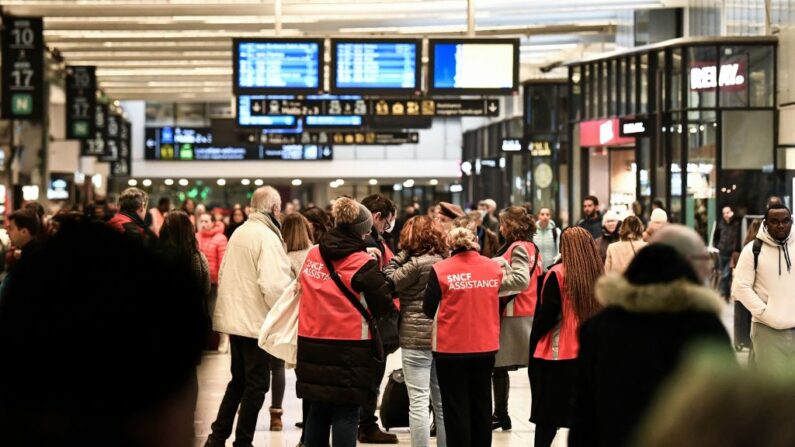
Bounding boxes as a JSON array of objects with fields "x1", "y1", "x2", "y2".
[{"x1": 205, "y1": 186, "x2": 293, "y2": 447}]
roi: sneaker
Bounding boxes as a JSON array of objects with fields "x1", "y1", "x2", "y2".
[{"x1": 357, "y1": 426, "x2": 398, "y2": 444}]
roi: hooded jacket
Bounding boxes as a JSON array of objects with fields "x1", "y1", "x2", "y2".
[
  {"x1": 196, "y1": 223, "x2": 228, "y2": 284},
  {"x1": 578, "y1": 211, "x2": 603, "y2": 240},
  {"x1": 732, "y1": 225, "x2": 795, "y2": 329},
  {"x1": 534, "y1": 220, "x2": 561, "y2": 270},
  {"x1": 212, "y1": 212, "x2": 292, "y2": 338},
  {"x1": 296, "y1": 227, "x2": 394, "y2": 406},
  {"x1": 570, "y1": 274, "x2": 732, "y2": 447}
]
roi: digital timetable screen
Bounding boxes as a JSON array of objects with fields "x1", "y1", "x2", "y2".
[
  {"x1": 234, "y1": 39, "x2": 323, "y2": 94},
  {"x1": 430, "y1": 39, "x2": 518, "y2": 94},
  {"x1": 332, "y1": 40, "x2": 420, "y2": 93}
]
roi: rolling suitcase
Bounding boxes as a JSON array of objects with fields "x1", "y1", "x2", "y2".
[
  {"x1": 380, "y1": 369, "x2": 410, "y2": 430},
  {"x1": 734, "y1": 300, "x2": 752, "y2": 351}
]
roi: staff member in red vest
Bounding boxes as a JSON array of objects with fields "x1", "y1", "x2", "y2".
[
  {"x1": 529, "y1": 227, "x2": 604, "y2": 447},
  {"x1": 492, "y1": 206, "x2": 542, "y2": 431},
  {"x1": 423, "y1": 226, "x2": 529, "y2": 447},
  {"x1": 296, "y1": 197, "x2": 395, "y2": 447}
]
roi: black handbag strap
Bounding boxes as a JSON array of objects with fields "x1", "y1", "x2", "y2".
[{"x1": 319, "y1": 249, "x2": 374, "y2": 325}]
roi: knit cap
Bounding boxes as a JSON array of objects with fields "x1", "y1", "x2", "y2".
[
  {"x1": 333, "y1": 197, "x2": 373, "y2": 236},
  {"x1": 650, "y1": 208, "x2": 668, "y2": 223}
]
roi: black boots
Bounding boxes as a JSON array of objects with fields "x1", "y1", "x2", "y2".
[{"x1": 492, "y1": 371, "x2": 512, "y2": 431}]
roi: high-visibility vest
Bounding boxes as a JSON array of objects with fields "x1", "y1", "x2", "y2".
[
  {"x1": 298, "y1": 246, "x2": 373, "y2": 341},
  {"x1": 500, "y1": 240, "x2": 542, "y2": 317},
  {"x1": 533, "y1": 264, "x2": 580, "y2": 361},
  {"x1": 431, "y1": 250, "x2": 503, "y2": 354}
]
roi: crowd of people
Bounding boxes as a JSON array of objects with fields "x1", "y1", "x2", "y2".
[{"x1": 2, "y1": 186, "x2": 795, "y2": 447}]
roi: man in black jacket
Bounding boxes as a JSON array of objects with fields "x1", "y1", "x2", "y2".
[
  {"x1": 107, "y1": 187, "x2": 157, "y2": 248},
  {"x1": 713, "y1": 206, "x2": 741, "y2": 299},
  {"x1": 357, "y1": 194, "x2": 399, "y2": 444},
  {"x1": 577, "y1": 195, "x2": 603, "y2": 240}
]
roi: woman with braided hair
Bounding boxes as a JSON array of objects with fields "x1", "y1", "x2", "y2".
[{"x1": 528, "y1": 226, "x2": 604, "y2": 447}]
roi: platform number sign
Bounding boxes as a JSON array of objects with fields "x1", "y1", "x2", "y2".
[
  {"x1": 1, "y1": 16, "x2": 44, "y2": 120},
  {"x1": 66, "y1": 66, "x2": 97, "y2": 139}
]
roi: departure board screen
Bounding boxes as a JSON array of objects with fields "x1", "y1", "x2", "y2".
[
  {"x1": 332, "y1": 40, "x2": 420, "y2": 93},
  {"x1": 237, "y1": 95, "x2": 298, "y2": 128},
  {"x1": 429, "y1": 39, "x2": 519, "y2": 94},
  {"x1": 234, "y1": 39, "x2": 323, "y2": 94}
]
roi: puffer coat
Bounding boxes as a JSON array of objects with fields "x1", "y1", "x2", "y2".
[{"x1": 383, "y1": 251, "x2": 444, "y2": 350}]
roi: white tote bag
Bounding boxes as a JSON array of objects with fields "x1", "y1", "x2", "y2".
[{"x1": 258, "y1": 279, "x2": 300, "y2": 368}]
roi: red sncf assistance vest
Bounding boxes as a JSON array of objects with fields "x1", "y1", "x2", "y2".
[
  {"x1": 533, "y1": 264, "x2": 580, "y2": 361},
  {"x1": 500, "y1": 240, "x2": 542, "y2": 317},
  {"x1": 432, "y1": 250, "x2": 504, "y2": 354},
  {"x1": 298, "y1": 246, "x2": 373, "y2": 341}
]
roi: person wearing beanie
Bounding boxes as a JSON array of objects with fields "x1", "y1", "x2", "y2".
[
  {"x1": 569, "y1": 244, "x2": 733, "y2": 447},
  {"x1": 435, "y1": 202, "x2": 466, "y2": 231},
  {"x1": 423, "y1": 226, "x2": 529, "y2": 447},
  {"x1": 643, "y1": 208, "x2": 668, "y2": 242},
  {"x1": 596, "y1": 210, "x2": 622, "y2": 262},
  {"x1": 296, "y1": 197, "x2": 396, "y2": 447}
]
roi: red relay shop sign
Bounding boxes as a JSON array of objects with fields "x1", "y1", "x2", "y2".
[{"x1": 579, "y1": 118, "x2": 635, "y2": 147}]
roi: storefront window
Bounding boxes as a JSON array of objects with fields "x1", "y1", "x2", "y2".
[
  {"x1": 640, "y1": 53, "x2": 649, "y2": 113},
  {"x1": 719, "y1": 45, "x2": 774, "y2": 108},
  {"x1": 686, "y1": 111, "x2": 717, "y2": 242},
  {"x1": 687, "y1": 46, "x2": 718, "y2": 109},
  {"x1": 722, "y1": 110, "x2": 774, "y2": 170},
  {"x1": 657, "y1": 51, "x2": 666, "y2": 112},
  {"x1": 669, "y1": 112, "x2": 684, "y2": 222},
  {"x1": 526, "y1": 85, "x2": 555, "y2": 132},
  {"x1": 670, "y1": 48, "x2": 683, "y2": 110},
  {"x1": 628, "y1": 57, "x2": 637, "y2": 114}
]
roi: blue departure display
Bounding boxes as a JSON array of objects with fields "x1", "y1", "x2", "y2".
[
  {"x1": 431, "y1": 41, "x2": 516, "y2": 92},
  {"x1": 236, "y1": 41, "x2": 321, "y2": 91},
  {"x1": 334, "y1": 41, "x2": 418, "y2": 90}
]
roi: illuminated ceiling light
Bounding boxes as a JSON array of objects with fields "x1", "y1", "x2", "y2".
[
  {"x1": 254, "y1": 179, "x2": 264, "y2": 186},
  {"x1": 241, "y1": 178, "x2": 250, "y2": 186},
  {"x1": 128, "y1": 179, "x2": 138, "y2": 186},
  {"x1": 368, "y1": 179, "x2": 378, "y2": 186},
  {"x1": 291, "y1": 179, "x2": 302, "y2": 186},
  {"x1": 164, "y1": 178, "x2": 174, "y2": 186},
  {"x1": 329, "y1": 181, "x2": 340, "y2": 188},
  {"x1": 178, "y1": 178, "x2": 189, "y2": 186},
  {"x1": 450, "y1": 184, "x2": 464, "y2": 193},
  {"x1": 403, "y1": 179, "x2": 415, "y2": 188},
  {"x1": 142, "y1": 179, "x2": 152, "y2": 187},
  {"x1": 393, "y1": 184, "x2": 403, "y2": 191},
  {"x1": 430, "y1": 179, "x2": 439, "y2": 186},
  {"x1": 216, "y1": 178, "x2": 227, "y2": 186},
  {"x1": 335, "y1": 179, "x2": 345, "y2": 186}
]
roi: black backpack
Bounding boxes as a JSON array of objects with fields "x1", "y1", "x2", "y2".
[{"x1": 752, "y1": 238, "x2": 763, "y2": 271}]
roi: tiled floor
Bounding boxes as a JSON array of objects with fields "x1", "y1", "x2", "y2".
[{"x1": 195, "y1": 301, "x2": 743, "y2": 446}]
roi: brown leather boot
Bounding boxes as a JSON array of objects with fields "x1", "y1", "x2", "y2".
[
  {"x1": 357, "y1": 425, "x2": 398, "y2": 444},
  {"x1": 269, "y1": 407, "x2": 283, "y2": 431}
]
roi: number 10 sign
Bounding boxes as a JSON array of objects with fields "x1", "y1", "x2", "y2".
[{"x1": 1, "y1": 16, "x2": 44, "y2": 121}]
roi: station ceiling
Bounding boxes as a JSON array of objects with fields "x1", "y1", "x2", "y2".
[{"x1": 2, "y1": 0, "x2": 675, "y2": 101}]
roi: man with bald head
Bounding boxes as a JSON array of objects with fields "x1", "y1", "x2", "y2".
[
  {"x1": 648, "y1": 224, "x2": 714, "y2": 282},
  {"x1": 205, "y1": 186, "x2": 293, "y2": 447}
]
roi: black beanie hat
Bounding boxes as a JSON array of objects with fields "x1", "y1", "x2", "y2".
[{"x1": 624, "y1": 244, "x2": 701, "y2": 286}]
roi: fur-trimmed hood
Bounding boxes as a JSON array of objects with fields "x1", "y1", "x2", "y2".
[{"x1": 596, "y1": 274, "x2": 724, "y2": 315}]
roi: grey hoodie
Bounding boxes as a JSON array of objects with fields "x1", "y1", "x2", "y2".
[
  {"x1": 534, "y1": 220, "x2": 561, "y2": 270},
  {"x1": 732, "y1": 225, "x2": 795, "y2": 329}
]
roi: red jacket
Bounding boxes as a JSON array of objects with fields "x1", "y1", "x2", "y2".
[
  {"x1": 196, "y1": 224, "x2": 228, "y2": 284},
  {"x1": 534, "y1": 264, "x2": 580, "y2": 361}
]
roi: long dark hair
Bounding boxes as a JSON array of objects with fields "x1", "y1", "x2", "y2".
[
  {"x1": 159, "y1": 210, "x2": 199, "y2": 257},
  {"x1": 560, "y1": 227, "x2": 604, "y2": 323}
]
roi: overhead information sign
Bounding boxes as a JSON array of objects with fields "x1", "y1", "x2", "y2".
[
  {"x1": 1, "y1": 16, "x2": 44, "y2": 120},
  {"x1": 82, "y1": 102, "x2": 108, "y2": 157},
  {"x1": 261, "y1": 131, "x2": 419, "y2": 145},
  {"x1": 65, "y1": 66, "x2": 97, "y2": 140},
  {"x1": 249, "y1": 97, "x2": 500, "y2": 118},
  {"x1": 100, "y1": 112, "x2": 121, "y2": 162},
  {"x1": 111, "y1": 120, "x2": 132, "y2": 177},
  {"x1": 429, "y1": 39, "x2": 519, "y2": 95},
  {"x1": 234, "y1": 39, "x2": 323, "y2": 94},
  {"x1": 145, "y1": 127, "x2": 333, "y2": 161},
  {"x1": 332, "y1": 40, "x2": 420, "y2": 93}
]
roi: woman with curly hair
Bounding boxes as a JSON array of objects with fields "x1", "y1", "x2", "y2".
[
  {"x1": 383, "y1": 216, "x2": 448, "y2": 447},
  {"x1": 491, "y1": 206, "x2": 542, "y2": 431},
  {"x1": 529, "y1": 227, "x2": 604, "y2": 447}
]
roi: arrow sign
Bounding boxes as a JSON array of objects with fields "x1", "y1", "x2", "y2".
[{"x1": 487, "y1": 100, "x2": 499, "y2": 114}]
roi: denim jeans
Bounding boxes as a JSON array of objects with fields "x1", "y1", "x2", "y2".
[
  {"x1": 402, "y1": 348, "x2": 447, "y2": 447},
  {"x1": 304, "y1": 401, "x2": 359, "y2": 447},
  {"x1": 719, "y1": 253, "x2": 733, "y2": 298}
]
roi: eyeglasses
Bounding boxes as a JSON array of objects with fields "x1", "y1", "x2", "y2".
[{"x1": 383, "y1": 219, "x2": 392, "y2": 232}]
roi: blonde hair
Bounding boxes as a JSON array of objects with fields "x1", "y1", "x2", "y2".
[
  {"x1": 281, "y1": 213, "x2": 313, "y2": 252},
  {"x1": 332, "y1": 197, "x2": 360, "y2": 225},
  {"x1": 447, "y1": 227, "x2": 479, "y2": 251}
]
